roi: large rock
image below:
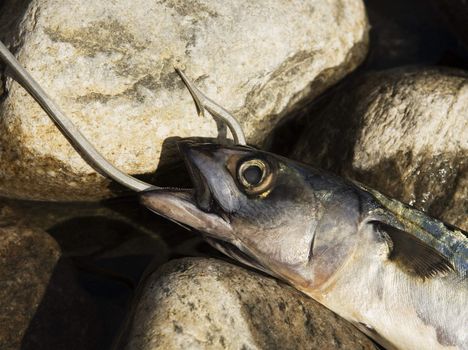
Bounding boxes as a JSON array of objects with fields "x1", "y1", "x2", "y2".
[
  {"x1": 0, "y1": 205, "x2": 103, "y2": 350},
  {"x1": 290, "y1": 67, "x2": 468, "y2": 230},
  {"x1": 117, "y1": 258, "x2": 376, "y2": 350},
  {"x1": 0, "y1": 0, "x2": 369, "y2": 201}
]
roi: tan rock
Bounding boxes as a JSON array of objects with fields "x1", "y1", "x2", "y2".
[
  {"x1": 290, "y1": 67, "x2": 468, "y2": 230},
  {"x1": 117, "y1": 258, "x2": 376, "y2": 350},
  {"x1": 0, "y1": 0, "x2": 368, "y2": 201}
]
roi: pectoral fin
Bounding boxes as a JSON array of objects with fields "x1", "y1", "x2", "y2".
[{"x1": 375, "y1": 222, "x2": 454, "y2": 279}]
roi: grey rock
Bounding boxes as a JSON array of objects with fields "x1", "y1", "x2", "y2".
[
  {"x1": 0, "y1": 0, "x2": 369, "y2": 201},
  {"x1": 0, "y1": 205, "x2": 103, "y2": 350},
  {"x1": 290, "y1": 67, "x2": 468, "y2": 230},
  {"x1": 117, "y1": 257, "x2": 376, "y2": 350}
]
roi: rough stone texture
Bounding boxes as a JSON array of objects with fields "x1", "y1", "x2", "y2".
[
  {"x1": 0, "y1": 205, "x2": 103, "y2": 350},
  {"x1": 290, "y1": 67, "x2": 468, "y2": 230},
  {"x1": 0, "y1": 0, "x2": 369, "y2": 201},
  {"x1": 117, "y1": 258, "x2": 376, "y2": 350}
]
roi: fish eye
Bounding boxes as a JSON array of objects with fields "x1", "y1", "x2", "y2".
[{"x1": 237, "y1": 158, "x2": 274, "y2": 195}]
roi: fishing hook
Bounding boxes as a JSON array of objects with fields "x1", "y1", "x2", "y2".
[
  {"x1": 175, "y1": 68, "x2": 246, "y2": 145},
  {"x1": 0, "y1": 40, "x2": 246, "y2": 192}
]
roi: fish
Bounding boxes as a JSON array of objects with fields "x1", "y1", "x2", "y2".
[
  {"x1": 141, "y1": 141, "x2": 468, "y2": 350},
  {"x1": 1, "y1": 40, "x2": 466, "y2": 350}
]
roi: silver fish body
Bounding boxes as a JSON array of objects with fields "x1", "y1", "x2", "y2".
[{"x1": 142, "y1": 142, "x2": 468, "y2": 350}]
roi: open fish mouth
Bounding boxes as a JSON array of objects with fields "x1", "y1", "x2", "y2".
[
  {"x1": 178, "y1": 141, "x2": 221, "y2": 214},
  {"x1": 139, "y1": 140, "x2": 235, "y2": 242},
  {"x1": 140, "y1": 141, "x2": 266, "y2": 272}
]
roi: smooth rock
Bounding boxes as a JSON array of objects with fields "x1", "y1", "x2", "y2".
[
  {"x1": 0, "y1": 0, "x2": 369, "y2": 201},
  {"x1": 0, "y1": 206, "x2": 103, "y2": 350},
  {"x1": 117, "y1": 258, "x2": 376, "y2": 350},
  {"x1": 290, "y1": 67, "x2": 468, "y2": 230}
]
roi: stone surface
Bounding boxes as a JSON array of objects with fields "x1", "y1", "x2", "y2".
[
  {"x1": 117, "y1": 258, "x2": 376, "y2": 350},
  {"x1": 289, "y1": 67, "x2": 468, "y2": 230},
  {"x1": 1, "y1": 197, "x2": 176, "y2": 348},
  {"x1": 0, "y1": 0, "x2": 368, "y2": 201},
  {"x1": 0, "y1": 205, "x2": 103, "y2": 350},
  {"x1": 364, "y1": 0, "x2": 468, "y2": 69}
]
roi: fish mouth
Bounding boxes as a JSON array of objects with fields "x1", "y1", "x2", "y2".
[
  {"x1": 139, "y1": 140, "x2": 270, "y2": 274},
  {"x1": 139, "y1": 140, "x2": 234, "y2": 241}
]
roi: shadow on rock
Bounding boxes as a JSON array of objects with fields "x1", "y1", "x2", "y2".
[{"x1": 19, "y1": 258, "x2": 104, "y2": 350}]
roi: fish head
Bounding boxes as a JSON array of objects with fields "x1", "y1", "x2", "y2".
[{"x1": 141, "y1": 141, "x2": 361, "y2": 290}]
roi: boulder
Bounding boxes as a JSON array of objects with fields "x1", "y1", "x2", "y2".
[
  {"x1": 0, "y1": 205, "x2": 103, "y2": 350},
  {"x1": 290, "y1": 67, "x2": 468, "y2": 230},
  {"x1": 0, "y1": 0, "x2": 369, "y2": 201},
  {"x1": 117, "y1": 258, "x2": 376, "y2": 350}
]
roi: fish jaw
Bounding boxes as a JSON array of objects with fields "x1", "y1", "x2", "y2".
[{"x1": 140, "y1": 188, "x2": 234, "y2": 241}]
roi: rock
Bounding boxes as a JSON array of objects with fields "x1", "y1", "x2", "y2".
[
  {"x1": 289, "y1": 67, "x2": 468, "y2": 230},
  {"x1": 48, "y1": 215, "x2": 170, "y2": 284},
  {"x1": 364, "y1": 0, "x2": 463, "y2": 69},
  {"x1": 117, "y1": 258, "x2": 376, "y2": 350},
  {"x1": 4, "y1": 198, "x2": 174, "y2": 348},
  {"x1": 0, "y1": 207, "x2": 103, "y2": 350},
  {"x1": 0, "y1": 0, "x2": 369, "y2": 201}
]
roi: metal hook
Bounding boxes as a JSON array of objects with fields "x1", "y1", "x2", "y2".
[{"x1": 175, "y1": 68, "x2": 246, "y2": 145}]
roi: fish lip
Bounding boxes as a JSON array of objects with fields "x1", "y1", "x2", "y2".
[{"x1": 139, "y1": 187, "x2": 233, "y2": 238}]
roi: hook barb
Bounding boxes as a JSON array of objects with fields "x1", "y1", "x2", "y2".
[{"x1": 175, "y1": 68, "x2": 246, "y2": 145}]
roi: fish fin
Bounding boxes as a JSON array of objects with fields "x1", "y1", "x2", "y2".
[{"x1": 375, "y1": 222, "x2": 455, "y2": 279}]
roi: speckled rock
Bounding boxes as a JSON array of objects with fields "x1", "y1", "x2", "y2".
[
  {"x1": 0, "y1": 0, "x2": 369, "y2": 201},
  {"x1": 116, "y1": 258, "x2": 376, "y2": 350},
  {"x1": 0, "y1": 205, "x2": 103, "y2": 350},
  {"x1": 290, "y1": 67, "x2": 468, "y2": 230}
]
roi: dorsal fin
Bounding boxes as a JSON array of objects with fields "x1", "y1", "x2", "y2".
[{"x1": 374, "y1": 222, "x2": 455, "y2": 279}]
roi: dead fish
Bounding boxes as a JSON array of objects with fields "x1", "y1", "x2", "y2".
[
  {"x1": 1, "y1": 40, "x2": 466, "y2": 350},
  {"x1": 141, "y1": 142, "x2": 467, "y2": 350}
]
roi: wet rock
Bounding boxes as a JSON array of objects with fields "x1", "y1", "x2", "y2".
[
  {"x1": 290, "y1": 67, "x2": 468, "y2": 230},
  {"x1": 0, "y1": 207, "x2": 103, "y2": 350},
  {"x1": 0, "y1": 0, "x2": 368, "y2": 201},
  {"x1": 117, "y1": 258, "x2": 376, "y2": 350}
]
